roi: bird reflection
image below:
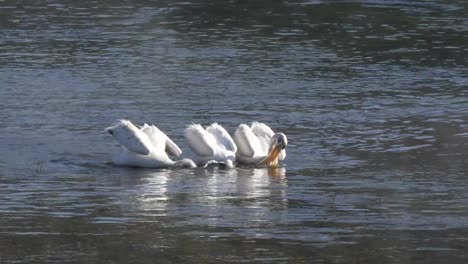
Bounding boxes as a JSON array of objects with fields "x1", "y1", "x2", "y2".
[
  {"x1": 134, "y1": 169, "x2": 182, "y2": 214},
  {"x1": 131, "y1": 166, "x2": 289, "y2": 229},
  {"x1": 267, "y1": 166, "x2": 287, "y2": 179},
  {"x1": 236, "y1": 167, "x2": 287, "y2": 200}
]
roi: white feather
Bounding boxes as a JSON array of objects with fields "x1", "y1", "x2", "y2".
[
  {"x1": 112, "y1": 148, "x2": 172, "y2": 167},
  {"x1": 279, "y1": 149, "x2": 286, "y2": 160},
  {"x1": 140, "y1": 123, "x2": 166, "y2": 150},
  {"x1": 141, "y1": 124, "x2": 182, "y2": 157},
  {"x1": 234, "y1": 122, "x2": 288, "y2": 165},
  {"x1": 234, "y1": 124, "x2": 264, "y2": 159},
  {"x1": 185, "y1": 124, "x2": 216, "y2": 158},
  {"x1": 206, "y1": 123, "x2": 237, "y2": 153},
  {"x1": 185, "y1": 123, "x2": 237, "y2": 166},
  {"x1": 106, "y1": 120, "x2": 195, "y2": 168},
  {"x1": 105, "y1": 120, "x2": 152, "y2": 155},
  {"x1": 251, "y1": 121, "x2": 275, "y2": 154}
]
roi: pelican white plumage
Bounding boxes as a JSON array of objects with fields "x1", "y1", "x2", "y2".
[
  {"x1": 106, "y1": 120, "x2": 196, "y2": 168},
  {"x1": 234, "y1": 122, "x2": 287, "y2": 167},
  {"x1": 185, "y1": 123, "x2": 237, "y2": 167}
]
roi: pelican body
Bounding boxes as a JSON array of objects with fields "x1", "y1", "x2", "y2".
[
  {"x1": 106, "y1": 120, "x2": 196, "y2": 168},
  {"x1": 234, "y1": 122, "x2": 287, "y2": 167},
  {"x1": 185, "y1": 123, "x2": 237, "y2": 167}
]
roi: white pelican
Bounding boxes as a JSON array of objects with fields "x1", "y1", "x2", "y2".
[
  {"x1": 234, "y1": 122, "x2": 287, "y2": 167},
  {"x1": 185, "y1": 123, "x2": 237, "y2": 167},
  {"x1": 106, "y1": 120, "x2": 196, "y2": 168}
]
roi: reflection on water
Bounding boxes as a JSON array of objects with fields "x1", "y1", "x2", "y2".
[
  {"x1": 136, "y1": 167, "x2": 288, "y2": 230},
  {"x1": 1, "y1": 0, "x2": 468, "y2": 263}
]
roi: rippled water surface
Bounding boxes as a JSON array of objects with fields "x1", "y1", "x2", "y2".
[{"x1": 1, "y1": 0, "x2": 468, "y2": 263}]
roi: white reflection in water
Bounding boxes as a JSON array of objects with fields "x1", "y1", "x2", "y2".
[
  {"x1": 190, "y1": 167, "x2": 289, "y2": 228},
  {"x1": 199, "y1": 167, "x2": 287, "y2": 202},
  {"x1": 236, "y1": 167, "x2": 287, "y2": 198},
  {"x1": 133, "y1": 169, "x2": 178, "y2": 216},
  {"x1": 132, "y1": 167, "x2": 288, "y2": 228}
]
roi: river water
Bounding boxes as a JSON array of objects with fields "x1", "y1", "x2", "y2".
[{"x1": 1, "y1": 0, "x2": 468, "y2": 263}]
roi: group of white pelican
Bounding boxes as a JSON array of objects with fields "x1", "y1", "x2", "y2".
[{"x1": 105, "y1": 120, "x2": 288, "y2": 169}]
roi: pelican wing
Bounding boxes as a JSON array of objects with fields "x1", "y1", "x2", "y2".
[
  {"x1": 206, "y1": 123, "x2": 237, "y2": 153},
  {"x1": 140, "y1": 124, "x2": 166, "y2": 150},
  {"x1": 251, "y1": 122, "x2": 275, "y2": 154},
  {"x1": 105, "y1": 120, "x2": 152, "y2": 155},
  {"x1": 234, "y1": 123, "x2": 263, "y2": 158},
  {"x1": 141, "y1": 124, "x2": 182, "y2": 157},
  {"x1": 164, "y1": 137, "x2": 183, "y2": 157},
  {"x1": 185, "y1": 124, "x2": 216, "y2": 157}
]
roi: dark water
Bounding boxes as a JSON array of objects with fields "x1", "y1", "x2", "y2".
[{"x1": 1, "y1": 0, "x2": 468, "y2": 263}]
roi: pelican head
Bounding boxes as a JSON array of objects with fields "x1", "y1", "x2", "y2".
[
  {"x1": 272, "y1": 132, "x2": 288, "y2": 150},
  {"x1": 262, "y1": 132, "x2": 288, "y2": 167}
]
